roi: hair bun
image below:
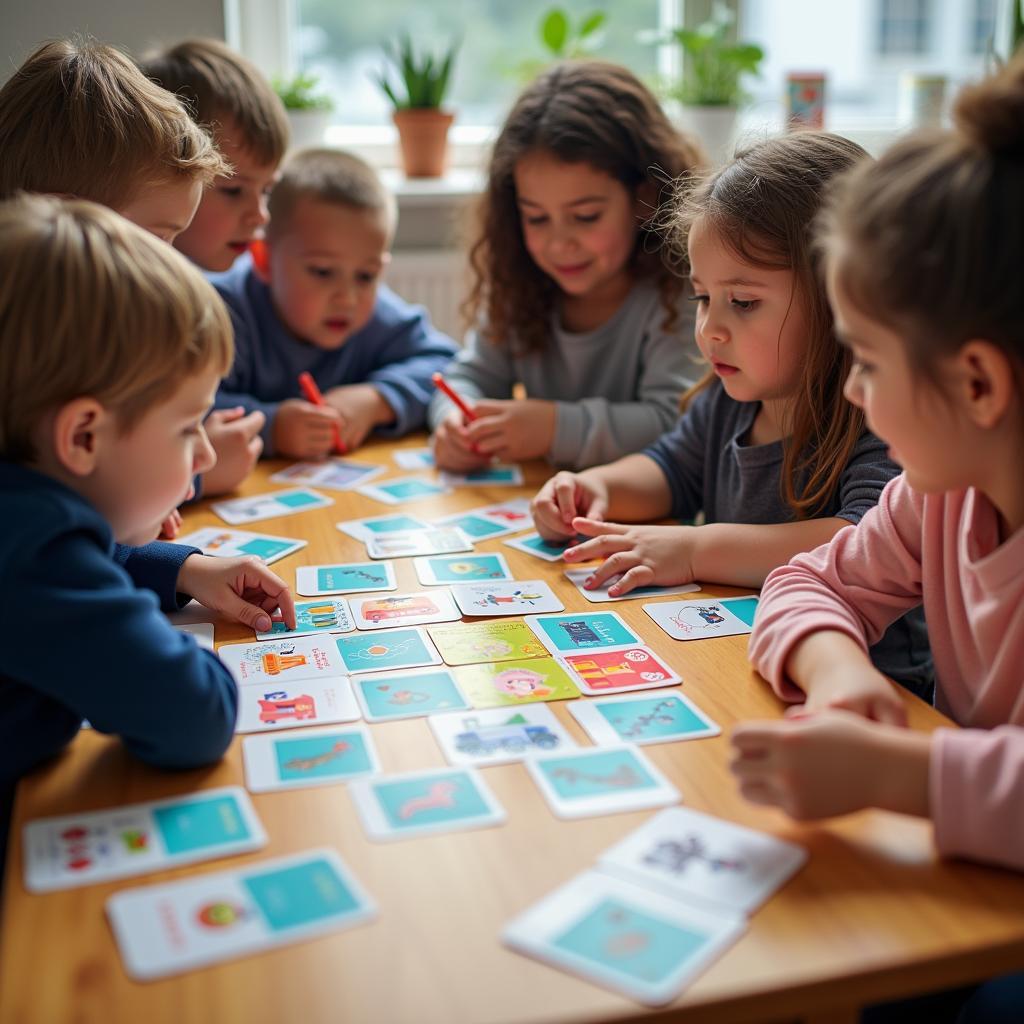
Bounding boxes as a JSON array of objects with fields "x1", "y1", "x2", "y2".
[{"x1": 953, "y1": 53, "x2": 1024, "y2": 157}]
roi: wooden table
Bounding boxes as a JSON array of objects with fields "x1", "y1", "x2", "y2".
[{"x1": 4, "y1": 438, "x2": 1024, "y2": 1024}]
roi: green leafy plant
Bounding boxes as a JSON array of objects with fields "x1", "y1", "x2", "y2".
[
  {"x1": 374, "y1": 36, "x2": 459, "y2": 110},
  {"x1": 539, "y1": 7, "x2": 607, "y2": 59},
  {"x1": 272, "y1": 72, "x2": 334, "y2": 111}
]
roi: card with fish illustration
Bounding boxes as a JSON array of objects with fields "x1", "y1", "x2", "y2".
[
  {"x1": 392, "y1": 447, "x2": 435, "y2": 470},
  {"x1": 562, "y1": 647, "x2": 682, "y2": 695},
  {"x1": 451, "y1": 579, "x2": 565, "y2": 617},
  {"x1": 427, "y1": 620, "x2": 549, "y2": 666},
  {"x1": 501, "y1": 870, "x2": 744, "y2": 1007},
  {"x1": 429, "y1": 704, "x2": 577, "y2": 767},
  {"x1": 453, "y1": 658, "x2": 581, "y2": 709},
  {"x1": 349, "y1": 767, "x2": 506, "y2": 842},
  {"x1": 564, "y1": 568, "x2": 701, "y2": 604},
  {"x1": 269, "y1": 459, "x2": 385, "y2": 491},
  {"x1": 334, "y1": 627, "x2": 442, "y2": 674},
  {"x1": 439, "y1": 464, "x2": 524, "y2": 487},
  {"x1": 525, "y1": 745, "x2": 679, "y2": 820},
  {"x1": 176, "y1": 527, "x2": 306, "y2": 565},
  {"x1": 219, "y1": 637, "x2": 347, "y2": 686},
  {"x1": 356, "y1": 475, "x2": 452, "y2": 505},
  {"x1": 352, "y1": 667, "x2": 470, "y2": 722},
  {"x1": 243, "y1": 725, "x2": 380, "y2": 792},
  {"x1": 295, "y1": 561, "x2": 397, "y2": 597},
  {"x1": 234, "y1": 676, "x2": 360, "y2": 734},
  {"x1": 414, "y1": 552, "x2": 513, "y2": 586},
  {"x1": 336, "y1": 513, "x2": 431, "y2": 543},
  {"x1": 643, "y1": 597, "x2": 756, "y2": 642},
  {"x1": 503, "y1": 531, "x2": 582, "y2": 562},
  {"x1": 527, "y1": 612, "x2": 642, "y2": 655},
  {"x1": 598, "y1": 807, "x2": 807, "y2": 917},
  {"x1": 348, "y1": 590, "x2": 461, "y2": 630},
  {"x1": 364, "y1": 527, "x2": 474, "y2": 560},
  {"x1": 256, "y1": 598, "x2": 355, "y2": 640},
  {"x1": 568, "y1": 692, "x2": 719, "y2": 747},
  {"x1": 211, "y1": 487, "x2": 332, "y2": 525}
]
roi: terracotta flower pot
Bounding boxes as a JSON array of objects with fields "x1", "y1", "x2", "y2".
[{"x1": 393, "y1": 108, "x2": 455, "y2": 178}]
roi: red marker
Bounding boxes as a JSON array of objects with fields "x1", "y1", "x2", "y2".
[
  {"x1": 431, "y1": 372, "x2": 478, "y2": 422},
  {"x1": 297, "y1": 371, "x2": 347, "y2": 454}
]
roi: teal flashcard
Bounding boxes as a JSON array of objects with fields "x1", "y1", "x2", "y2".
[
  {"x1": 432, "y1": 513, "x2": 510, "y2": 540},
  {"x1": 504, "y1": 532, "x2": 582, "y2": 562},
  {"x1": 334, "y1": 628, "x2": 442, "y2": 673},
  {"x1": 721, "y1": 596, "x2": 759, "y2": 627},
  {"x1": 527, "y1": 612, "x2": 641, "y2": 655},
  {"x1": 256, "y1": 598, "x2": 355, "y2": 640},
  {"x1": 356, "y1": 476, "x2": 451, "y2": 506},
  {"x1": 242, "y1": 725, "x2": 380, "y2": 792},
  {"x1": 569, "y1": 692, "x2": 720, "y2": 746},
  {"x1": 153, "y1": 793, "x2": 254, "y2": 854},
  {"x1": 295, "y1": 561, "x2": 397, "y2": 597},
  {"x1": 335, "y1": 514, "x2": 431, "y2": 543},
  {"x1": 353, "y1": 668, "x2": 470, "y2": 722},
  {"x1": 414, "y1": 552, "x2": 513, "y2": 586}
]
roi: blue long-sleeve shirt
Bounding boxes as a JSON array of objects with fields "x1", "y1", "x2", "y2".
[
  {"x1": 209, "y1": 254, "x2": 459, "y2": 455},
  {"x1": 0, "y1": 463, "x2": 238, "y2": 866}
]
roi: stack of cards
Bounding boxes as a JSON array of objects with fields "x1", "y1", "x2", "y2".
[
  {"x1": 351, "y1": 667, "x2": 469, "y2": 721},
  {"x1": 427, "y1": 621, "x2": 549, "y2": 666},
  {"x1": 212, "y1": 488, "x2": 332, "y2": 525},
  {"x1": 296, "y1": 561, "x2": 397, "y2": 597},
  {"x1": 568, "y1": 692, "x2": 719, "y2": 746},
  {"x1": 269, "y1": 459, "x2": 385, "y2": 491},
  {"x1": 643, "y1": 596, "x2": 759, "y2": 642},
  {"x1": 176, "y1": 527, "x2": 306, "y2": 565},
  {"x1": 348, "y1": 590, "x2": 461, "y2": 630},
  {"x1": 243, "y1": 725, "x2": 380, "y2": 792},
  {"x1": 564, "y1": 568, "x2": 701, "y2": 604},
  {"x1": 429, "y1": 704, "x2": 577, "y2": 767},
  {"x1": 432, "y1": 499, "x2": 533, "y2": 540},
  {"x1": 450, "y1": 580, "x2": 564, "y2": 617},
  {"x1": 356, "y1": 476, "x2": 451, "y2": 505}
]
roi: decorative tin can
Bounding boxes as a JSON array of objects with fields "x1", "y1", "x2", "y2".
[
  {"x1": 785, "y1": 72, "x2": 826, "y2": 131},
  {"x1": 899, "y1": 72, "x2": 947, "y2": 128}
]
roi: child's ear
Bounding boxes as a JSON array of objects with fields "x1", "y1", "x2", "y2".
[
  {"x1": 250, "y1": 239, "x2": 271, "y2": 282},
  {"x1": 51, "y1": 398, "x2": 108, "y2": 477},
  {"x1": 955, "y1": 339, "x2": 1017, "y2": 430}
]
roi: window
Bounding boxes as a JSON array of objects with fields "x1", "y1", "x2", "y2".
[
  {"x1": 878, "y1": 0, "x2": 932, "y2": 55},
  {"x1": 969, "y1": 0, "x2": 997, "y2": 54}
]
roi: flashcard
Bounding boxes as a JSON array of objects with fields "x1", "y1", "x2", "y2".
[
  {"x1": 439, "y1": 464, "x2": 524, "y2": 487},
  {"x1": 392, "y1": 447, "x2": 435, "y2": 470},
  {"x1": 352, "y1": 667, "x2": 470, "y2": 721},
  {"x1": 429, "y1": 704, "x2": 577, "y2": 767},
  {"x1": 256, "y1": 598, "x2": 355, "y2": 640},
  {"x1": 414, "y1": 552, "x2": 513, "y2": 586},
  {"x1": 219, "y1": 636, "x2": 346, "y2": 686},
  {"x1": 562, "y1": 647, "x2": 682, "y2": 695},
  {"x1": 356, "y1": 475, "x2": 452, "y2": 505},
  {"x1": 349, "y1": 767, "x2": 506, "y2": 842},
  {"x1": 24, "y1": 787, "x2": 266, "y2": 892},
  {"x1": 427, "y1": 620, "x2": 549, "y2": 666},
  {"x1": 451, "y1": 580, "x2": 565, "y2": 617},
  {"x1": 433, "y1": 499, "x2": 534, "y2": 540},
  {"x1": 295, "y1": 561, "x2": 397, "y2": 597},
  {"x1": 525, "y1": 745, "x2": 679, "y2": 820},
  {"x1": 453, "y1": 658, "x2": 581, "y2": 709},
  {"x1": 348, "y1": 590, "x2": 461, "y2": 630},
  {"x1": 269, "y1": 459, "x2": 385, "y2": 491},
  {"x1": 364, "y1": 527, "x2": 473, "y2": 559},
  {"x1": 334, "y1": 627, "x2": 442, "y2": 674},
  {"x1": 235, "y1": 676, "x2": 360, "y2": 733},
  {"x1": 106, "y1": 848, "x2": 376, "y2": 980},
  {"x1": 336, "y1": 513, "x2": 431, "y2": 543},
  {"x1": 176, "y1": 527, "x2": 306, "y2": 565},
  {"x1": 643, "y1": 598, "x2": 754, "y2": 642},
  {"x1": 242, "y1": 725, "x2": 380, "y2": 792},
  {"x1": 501, "y1": 870, "x2": 744, "y2": 1007},
  {"x1": 598, "y1": 807, "x2": 807, "y2": 917},
  {"x1": 527, "y1": 612, "x2": 642, "y2": 655},
  {"x1": 568, "y1": 692, "x2": 719, "y2": 747},
  {"x1": 564, "y1": 568, "x2": 701, "y2": 604},
  {"x1": 504, "y1": 531, "x2": 581, "y2": 562},
  {"x1": 211, "y1": 487, "x2": 332, "y2": 525},
  {"x1": 175, "y1": 622, "x2": 215, "y2": 651}
]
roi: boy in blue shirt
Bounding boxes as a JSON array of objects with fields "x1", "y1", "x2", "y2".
[
  {"x1": 210, "y1": 148, "x2": 459, "y2": 459},
  {"x1": 0, "y1": 195, "x2": 296, "y2": 872}
]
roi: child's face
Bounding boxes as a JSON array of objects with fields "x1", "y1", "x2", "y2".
[
  {"x1": 260, "y1": 198, "x2": 389, "y2": 350},
  {"x1": 687, "y1": 218, "x2": 808, "y2": 406},
  {"x1": 174, "y1": 124, "x2": 278, "y2": 271},
  {"x1": 514, "y1": 151, "x2": 639, "y2": 300},
  {"x1": 117, "y1": 178, "x2": 204, "y2": 244}
]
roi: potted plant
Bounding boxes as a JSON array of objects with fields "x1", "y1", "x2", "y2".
[
  {"x1": 273, "y1": 72, "x2": 334, "y2": 150},
  {"x1": 516, "y1": 6, "x2": 607, "y2": 82},
  {"x1": 374, "y1": 36, "x2": 459, "y2": 178}
]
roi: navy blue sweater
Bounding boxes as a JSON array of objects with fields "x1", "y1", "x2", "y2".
[{"x1": 0, "y1": 463, "x2": 238, "y2": 867}]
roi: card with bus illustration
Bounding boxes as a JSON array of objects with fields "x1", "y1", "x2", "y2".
[
  {"x1": 242, "y1": 725, "x2": 380, "y2": 792},
  {"x1": 333, "y1": 627, "x2": 442, "y2": 674},
  {"x1": 256, "y1": 598, "x2": 355, "y2": 640},
  {"x1": 24, "y1": 787, "x2": 266, "y2": 892},
  {"x1": 269, "y1": 459, "x2": 385, "y2": 491},
  {"x1": 219, "y1": 637, "x2": 347, "y2": 686},
  {"x1": 439, "y1": 464, "x2": 524, "y2": 487},
  {"x1": 568, "y1": 692, "x2": 720, "y2": 747},
  {"x1": 451, "y1": 580, "x2": 565, "y2": 617},
  {"x1": 176, "y1": 527, "x2": 306, "y2": 565},
  {"x1": 429, "y1": 704, "x2": 577, "y2": 767},
  {"x1": 211, "y1": 487, "x2": 332, "y2": 525},
  {"x1": 336, "y1": 513, "x2": 431, "y2": 543},
  {"x1": 352, "y1": 667, "x2": 470, "y2": 722},
  {"x1": 356, "y1": 475, "x2": 452, "y2": 505},
  {"x1": 563, "y1": 568, "x2": 701, "y2": 604},
  {"x1": 427, "y1": 620, "x2": 549, "y2": 666},
  {"x1": 527, "y1": 612, "x2": 642, "y2": 655},
  {"x1": 561, "y1": 647, "x2": 682, "y2": 695},
  {"x1": 414, "y1": 552, "x2": 513, "y2": 586},
  {"x1": 348, "y1": 590, "x2": 461, "y2": 630},
  {"x1": 453, "y1": 658, "x2": 581, "y2": 709},
  {"x1": 234, "y1": 676, "x2": 360, "y2": 734},
  {"x1": 349, "y1": 767, "x2": 506, "y2": 842},
  {"x1": 364, "y1": 527, "x2": 473, "y2": 559},
  {"x1": 295, "y1": 561, "x2": 397, "y2": 597},
  {"x1": 643, "y1": 597, "x2": 757, "y2": 642}
]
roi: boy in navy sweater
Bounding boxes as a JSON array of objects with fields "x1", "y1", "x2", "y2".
[
  {"x1": 0, "y1": 195, "x2": 296, "y2": 872},
  {"x1": 210, "y1": 147, "x2": 458, "y2": 459}
]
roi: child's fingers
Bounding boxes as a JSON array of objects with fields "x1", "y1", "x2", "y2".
[
  {"x1": 237, "y1": 409, "x2": 266, "y2": 437},
  {"x1": 239, "y1": 562, "x2": 296, "y2": 629},
  {"x1": 584, "y1": 551, "x2": 643, "y2": 589},
  {"x1": 572, "y1": 516, "x2": 627, "y2": 537},
  {"x1": 736, "y1": 778, "x2": 784, "y2": 808},
  {"x1": 606, "y1": 564, "x2": 654, "y2": 596},
  {"x1": 549, "y1": 474, "x2": 580, "y2": 524},
  {"x1": 563, "y1": 534, "x2": 632, "y2": 563}
]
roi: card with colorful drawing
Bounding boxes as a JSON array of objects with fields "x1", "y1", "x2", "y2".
[
  {"x1": 561, "y1": 647, "x2": 682, "y2": 695},
  {"x1": 176, "y1": 527, "x2": 306, "y2": 565},
  {"x1": 429, "y1": 704, "x2": 577, "y2": 767},
  {"x1": 527, "y1": 612, "x2": 642, "y2": 655},
  {"x1": 295, "y1": 561, "x2": 397, "y2": 597},
  {"x1": 256, "y1": 598, "x2": 355, "y2": 640},
  {"x1": 392, "y1": 447, "x2": 435, "y2": 470},
  {"x1": 427, "y1": 620, "x2": 549, "y2": 666},
  {"x1": 336, "y1": 513, "x2": 431, "y2": 543},
  {"x1": 439, "y1": 464, "x2": 524, "y2": 487},
  {"x1": 568, "y1": 692, "x2": 719, "y2": 747},
  {"x1": 414, "y1": 552, "x2": 513, "y2": 586},
  {"x1": 643, "y1": 596, "x2": 758, "y2": 642},
  {"x1": 219, "y1": 637, "x2": 347, "y2": 686},
  {"x1": 504, "y1": 532, "x2": 583, "y2": 562},
  {"x1": 269, "y1": 459, "x2": 385, "y2": 490},
  {"x1": 106, "y1": 848, "x2": 376, "y2": 980},
  {"x1": 334, "y1": 627, "x2": 442, "y2": 674},
  {"x1": 453, "y1": 658, "x2": 581, "y2": 709},
  {"x1": 451, "y1": 580, "x2": 565, "y2": 617},
  {"x1": 356, "y1": 475, "x2": 452, "y2": 505},
  {"x1": 564, "y1": 568, "x2": 701, "y2": 604},
  {"x1": 211, "y1": 487, "x2": 332, "y2": 525},
  {"x1": 242, "y1": 725, "x2": 380, "y2": 792},
  {"x1": 431, "y1": 498, "x2": 533, "y2": 540},
  {"x1": 348, "y1": 590, "x2": 461, "y2": 630},
  {"x1": 364, "y1": 527, "x2": 474, "y2": 559},
  {"x1": 23, "y1": 787, "x2": 266, "y2": 892},
  {"x1": 234, "y1": 676, "x2": 360, "y2": 734},
  {"x1": 525, "y1": 745, "x2": 679, "y2": 820},
  {"x1": 348, "y1": 767, "x2": 506, "y2": 842},
  {"x1": 352, "y1": 667, "x2": 470, "y2": 721}
]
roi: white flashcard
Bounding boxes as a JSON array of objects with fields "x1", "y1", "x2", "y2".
[
  {"x1": 234, "y1": 675, "x2": 360, "y2": 734},
  {"x1": 355, "y1": 475, "x2": 452, "y2": 505},
  {"x1": 564, "y1": 568, "x2": 701, "y2": 603},
  {"x1": 218, "y1": 636, "x2": 347, "y2": 686},
  {"x1": 450, "y1": 580, "x2": 565, "y2": 617},
  {"x1": 392, "y1": 447, "x2": 435, "y2": 470},
  {"x1": 295, "y1": 561, "x2": 397, "y2": 597},
  {"x1": 438, "y1": 464, "x2": 524, "y2": 487},
  {"x1": 428, "y1": 703, "x2": 577, "y2": 767},
  {"x1": 176, "y1": 527, "x2": 306, "y2": 565},
  {"x1": 432, "y1": 499, "x2": 534, "y2": 540},
  {"x1": 364, "y1": 527, "x2": 473, "y2": 559},
  {"x1": 568, "y1": 691, "x2": 719, "y2": 747},
  {"x1": 255, "y1": 597, "x2": 355, "y2": 640},
  {"x1": 335, "y1": 513, "x2": 431, "y2": 543},
  {"x1": 269, "y1": 459, "x2": 385, "y2": 491},
  {"x1": 242, "y1": 724, "x2": 380, "y2": 792},
  {"x1": 351, "y1": 666, "x2": 470, "y2": 722},
  {"x1": 643, "y1": 598, "x2": 754, "y2": 642},
  {"x1": 414, "y1": 551, "x2": 514, "y2": 586},
  {"x1": 526, "y1": 611, "x2": 643, "y2": 656},
  {"x1": 211, "y1": 487, "x2": 332, "y2": 525},
  {"x1": 348, "y1": 590, "x2": 461, "y2": 630},
  {"x1": 175, "y1": 622, "x2": 215, "y2": 650},
  {"x1": 503, "y1": 531, "x2": 578, "y2": 562}
]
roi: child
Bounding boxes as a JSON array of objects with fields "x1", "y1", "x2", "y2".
[
  {"x1": 532, "y1": 132, "x2": 932, "y2": 697},
  {"x1": 210, "y1": 148, "x2": 458, "y2": 458},
  {"x1": 0, "y1": 194, "x2": 296, "y2": 870},
  {"x1": 428, "y1": 60, "x2": 703, "y2": 472}
]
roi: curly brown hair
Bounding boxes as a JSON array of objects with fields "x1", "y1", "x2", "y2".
[{"x1": 462, "y1": 60, "x2": 703, "y2": 353}]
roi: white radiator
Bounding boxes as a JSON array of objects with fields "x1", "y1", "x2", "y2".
[{"x1": 385, "y1": 249, "x2": 468, "y2": 343}]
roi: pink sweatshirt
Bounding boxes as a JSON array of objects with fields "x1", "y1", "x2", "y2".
[{"x1": 750, "y1": 474, "x2": 1024, "y2": 871}]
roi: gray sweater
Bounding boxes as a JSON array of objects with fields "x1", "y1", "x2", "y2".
[{"x1": 427, "y1": 281, "x2": 699, "y2": 469}]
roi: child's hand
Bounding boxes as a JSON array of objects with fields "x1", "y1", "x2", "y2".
[
  {"x1": 432, "y1": 410, "x2": 490, "y2": 472},
  {"x1": 272, "y1": 399, "x2": 343, "y2": 460},
  {"x1": 324, "y1": 384, "x2": 395, "y2": 452},
  {"x1": 463, "y1": 399, "x2": 557, "y2": 462},
  {"x1": 532, "y1": 472, "x2": 609, "y2": 541},
  {"x1": 202, "y1": 407, "x2": 265, "y2": 496},
  {"x1": 790, "y1": 660, "x2": 908, "y2": 726},
  {"x1": 563, "y1": 518, "x2": 696, "y2": 595},
  {"x1": 158, "y1": 509, "x2": 183, "y2": 540},
  {"x1": 177, "y1": 554, "x2": 296, "y2": 634}
]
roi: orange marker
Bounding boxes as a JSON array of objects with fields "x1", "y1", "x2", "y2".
[
  {"x1": 250, "y1": 238, "x2": 270, "y2": 276},
  {"x1": 431, "y1": 372, "x2": 477, "y2": 422},
  {"x1": 298, "y1": 371, "x2": 347, "y2": 455}
]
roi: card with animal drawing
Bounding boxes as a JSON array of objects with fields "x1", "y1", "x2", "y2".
[
  {"x1": 242, "y1": 725, "x2": 380, "y2": 792},
  {"x1": 453, "y1": 658, "x2": 581, "y2": 709},
  {"x1": 351, "y1": 667, "x2": 470, "y2": 722},
  {"x1": 295, "y1": 561, "x2": 397, "y2": 597},
  {"x1": 568, "y1": 692, "x2": 719, "y2": 746}
]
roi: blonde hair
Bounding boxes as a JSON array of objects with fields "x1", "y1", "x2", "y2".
[
  {"x1": 0, "y1": 39, "x2": 229, "y2": 208},
  {"x1": 267, "y1": 148, "x2": 397, "y2": 242},
  {"x1": 0, "y1": 194, "x2": 233, "y2": 463},
  {"x1": 141, "y1": 38, "x2": 290, "y2": 169}
]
